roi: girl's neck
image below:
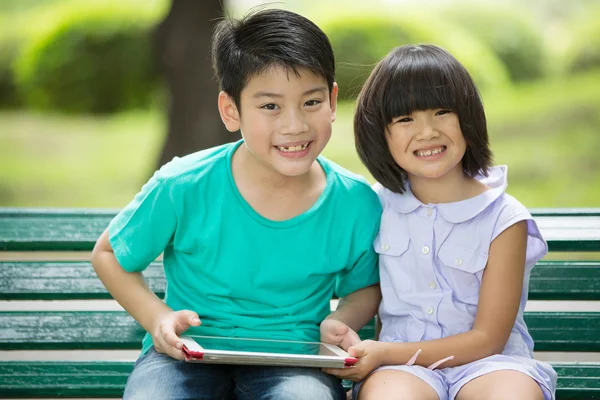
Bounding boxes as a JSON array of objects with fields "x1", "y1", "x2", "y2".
[{"x1": 408, "y1": 166, "x2": 487, "y2": 205}]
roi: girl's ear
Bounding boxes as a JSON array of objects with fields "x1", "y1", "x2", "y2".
[
  {"x1": 330, "y1": 82, "x2": 339, "y2": 123},
  {"x1": 218, "y1": 91, "x2": 240, "y2": 132}
]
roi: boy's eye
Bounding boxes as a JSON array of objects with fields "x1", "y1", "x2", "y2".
[
  {"x1": 305, "y1": 99, "x2": 322, "y2": 107},
  {"x1": 261, "y1": 103, "x2": 279, "y2": 110}
]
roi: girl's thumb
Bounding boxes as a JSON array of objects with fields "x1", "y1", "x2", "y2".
[{"x1": 348, "y1": 345, "x2": 365, "y2": 358}]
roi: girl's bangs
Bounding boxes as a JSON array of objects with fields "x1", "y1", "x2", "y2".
[{"x1": 382, "y1": 59, "x2": 459, "y2": 123}]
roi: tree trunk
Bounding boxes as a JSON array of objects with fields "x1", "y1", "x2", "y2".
[{"x1": 154, "y1": 0, "x2": 238, "y2": 169}]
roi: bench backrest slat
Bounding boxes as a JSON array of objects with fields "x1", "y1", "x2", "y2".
[
  {"x1": 3, "y1": 260, "x2": 599, "y2": 300},
  {"x1": 1, "y1": 311, "x2": 599, "y2": 352},
  {"x1": 2, "y1": 209, "x2": 600, "y2": 252}
]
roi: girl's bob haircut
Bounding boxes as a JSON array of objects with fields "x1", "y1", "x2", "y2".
[{"x1": 354, "y1": 44, "x2": 492, "y2": 193}]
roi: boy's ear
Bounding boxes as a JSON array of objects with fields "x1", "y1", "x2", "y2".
[
  {"x1": 218, "y1": 91, "x2": 240, "y2": 132},
  {"x1": 330, "y1": 82, "x2": 339, "y2": 123}
]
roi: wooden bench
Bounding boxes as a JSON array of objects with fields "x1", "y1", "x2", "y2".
[{"x1": 1, "y1": 208, "x2": 599, "y2": 398}]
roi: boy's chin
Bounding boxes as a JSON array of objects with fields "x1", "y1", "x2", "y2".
[
  {"x1": 273, "y1": 163, "x2": 315, "y2": 178},
  {"x1": 269, "y1": 156, "x2": 318, "y2": 177}
]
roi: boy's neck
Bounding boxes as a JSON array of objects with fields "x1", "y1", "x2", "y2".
[
  {"x1": 408, "y1": 166, "x2": 488, "y2": 205},
  {"x1": 230, "y1": 144, "x2": 326, "y2": 221}
]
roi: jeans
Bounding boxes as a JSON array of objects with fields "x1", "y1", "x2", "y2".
[{"x1": 123, "y1": 347, "x2": 347, "y2": 400}]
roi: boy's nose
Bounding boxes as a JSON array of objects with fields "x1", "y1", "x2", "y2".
[{"x1": 281, "y1": 111, "x2": 308, "y2": 135}]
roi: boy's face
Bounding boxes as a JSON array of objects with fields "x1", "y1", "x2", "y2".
[{"x1": 219, "y1": 66, "x2": 337, "y2": 178}]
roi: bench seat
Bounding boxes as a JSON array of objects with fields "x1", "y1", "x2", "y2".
[{"x1": 4, "y1": 362, "x2": 599, "y2": 399}]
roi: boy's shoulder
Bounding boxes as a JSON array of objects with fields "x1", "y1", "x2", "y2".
[
  {"x1": 155, "y1": 141, "x2": 235, "y2": 184},
  {"x1": 321, "y1": 157, "x2": 370, "y2": 189},
  {"x1": 319, "y1": 156, "x2": 380, "y2": 206}
]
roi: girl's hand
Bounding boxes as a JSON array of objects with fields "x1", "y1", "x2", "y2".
[
  {"x1": 323, "y1": 339, "x2": 383, "y2": 382},
  {"x1": 320, "y1": 318, "x2": 361, "y2": 351},
  {"x1": 151, "y1": 310, "x2": 201, "y2": 360}
]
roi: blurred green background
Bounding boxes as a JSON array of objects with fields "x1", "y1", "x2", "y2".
[{"x1": 1, "y1": 0, "x2": 599, "y2": 208}]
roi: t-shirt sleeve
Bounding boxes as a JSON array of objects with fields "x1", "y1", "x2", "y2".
[
  {"x1": 491, "y1": 197, "x2": 547, "y2": 269},
  {"x1": 335, "y1": 190, "x2": 382, "y2": 297},
  {"x1": 108, "y1": 171, "x2": 178, "y2": 272}
]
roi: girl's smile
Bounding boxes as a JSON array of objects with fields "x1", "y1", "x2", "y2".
[{"x1": 413, "y1": 145, "x2": 447, "y2": 159}]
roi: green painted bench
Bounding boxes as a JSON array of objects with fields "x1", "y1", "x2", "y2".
[{"x1": 1, "y1": 208, "x2": 599, "y2": 398}]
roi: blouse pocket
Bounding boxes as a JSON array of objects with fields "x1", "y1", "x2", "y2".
[
  {"x1": 375, "y1": 232, "x2": 412, "y2": 292},
  {"x1": 437, "y1": 241, "x2": 488, "y2": 303}
]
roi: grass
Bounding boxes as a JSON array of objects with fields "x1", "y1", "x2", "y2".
[{"x1": 1, "y1": 70, "x2": 600, "y2": 209}]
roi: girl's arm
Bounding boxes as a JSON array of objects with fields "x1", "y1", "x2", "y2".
[
  {"x1": 376, "y1": 220, "x2": 528, "y2": 367},
  {"x1": 325, "y1": 221, "x2": 528, "y2": 380}
]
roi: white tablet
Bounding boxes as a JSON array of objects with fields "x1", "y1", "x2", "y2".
[{"x1": 180, "y1": 335, "x2": 357, "y2": 368}]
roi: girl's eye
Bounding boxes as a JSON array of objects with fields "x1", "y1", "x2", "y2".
[
  {"x1": 436, "y1": 109, "x2": 453, "y2": 116},
  {"x1": 394, "y1": 117, "x2": 412, "y2": 123},
  {"x1": 305, "y1": 99, "x2": 322, "y2": 107},
  {"x1": 261, "y1": 103, "x2": 279, "y2": 110}
]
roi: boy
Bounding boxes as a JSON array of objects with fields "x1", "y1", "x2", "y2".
[{"x1": 91, "y1": 8, "x2": 381, "y2": 399}]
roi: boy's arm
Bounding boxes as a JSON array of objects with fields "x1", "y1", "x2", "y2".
[
  {"x1": 326, "y1": 284, "x2": 381, "y2": 333},
  {"x1": 91, "y1": 229, "x2": 170, "y2": 333},
  {"x1": 91, "y1": 229, "x2": 199, "y2": 359},
  {"x1": 321, "y1": 284, "x2": 381, "y2": 350}
]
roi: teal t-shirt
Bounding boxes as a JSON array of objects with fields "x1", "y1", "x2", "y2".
[{"x1": 109, "y1": 140, "x2": 381, "y2": 355}]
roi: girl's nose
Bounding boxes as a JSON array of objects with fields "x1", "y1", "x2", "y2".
[{"x1": 416, "y1": 120, "x2": 439, "y2": 140}]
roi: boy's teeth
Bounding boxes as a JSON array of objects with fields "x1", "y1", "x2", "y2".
[{"x1": 277, "y1": 143, "x2": 309, "y2": 152}]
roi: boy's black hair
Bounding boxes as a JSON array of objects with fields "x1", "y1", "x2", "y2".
[
  {"x1": 354, "y1": 44, "x2": 492, "y2": 194},
  {"x1": 211, "y1": 8, "x2": 335, "y2": 111}
]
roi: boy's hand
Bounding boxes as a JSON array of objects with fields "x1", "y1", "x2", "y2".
[
  {"x1": 152, "y1": 310, "x2": 201, "y2": 360},
  {"x1": 320, "y1": 318, "x2": 360, "y2": 351},
  {"x1": 323, "y1": 339, "x2": 382, "y2": 382}
]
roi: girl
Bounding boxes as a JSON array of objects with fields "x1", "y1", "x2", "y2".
[{"x1": 330, "y1": 44, "x2": 557, "y2": 399}]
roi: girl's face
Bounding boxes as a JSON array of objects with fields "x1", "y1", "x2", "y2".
[{"x1": 386, "y1": 108, "x2": 467, "y2": 181}]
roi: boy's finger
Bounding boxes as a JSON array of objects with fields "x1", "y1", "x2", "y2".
[
  {"x1": 176, "y1": 310, "x2": 201, "y2": 328},
  {"x1": 168, "y1": 347, "x2": 186, "y2": 361},
  {"x1": 162, "y1": 328, "x2": 182, "y2": 349}
]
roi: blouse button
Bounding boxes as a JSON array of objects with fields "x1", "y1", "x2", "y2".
[
  {"x1": 422, "y1": 246, "x2": 430, "y2": 255},
  {"x1": 429, "y1": 282, "x2": 437, "y2": 289},
  {"x1": 426, "y1": 307, "x2": 434, "y2": 315},
  {"x1": 381, "y1": 244, "x2": 390, "y2": 251},
  {"x1": 426, "y1": 208, "x2": 433, "y2": 217},
  {"x1": 455, "y1": 257, "x2": 463, "y2": 266}
]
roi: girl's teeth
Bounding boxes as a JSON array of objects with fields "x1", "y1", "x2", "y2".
[
  {"x1": 416, "y1": 147, "x2": 444, "y2": 157},
  {"x1": 277, "y1": 143, "x2": 309, "y2": 152}
]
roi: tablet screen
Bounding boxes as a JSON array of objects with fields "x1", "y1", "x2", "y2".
[{"x1": 187, "y1": 335, "x2": 339, "y2": 357}]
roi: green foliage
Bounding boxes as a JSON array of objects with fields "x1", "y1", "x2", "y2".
[
  {"x1": 0, "y1": 18, "x2": 21, "y2": 108},
  {"x1": 323, "y1": 13, "x2": 510, "y2": 100},
  {"x1": 441, "y1": 3, "x2": 547, "y2": 82},
  {"x1": 564, "y1": 7, "x2": 600, "y2": 73},
  {"x1": 14, "y1": 3, "x2": 160, "y2": 114}
]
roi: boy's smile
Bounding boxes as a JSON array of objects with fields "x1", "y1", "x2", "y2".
[{"x1": 274, "y1": 140, "x2": 312, "y2": 158}]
